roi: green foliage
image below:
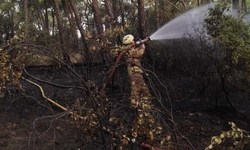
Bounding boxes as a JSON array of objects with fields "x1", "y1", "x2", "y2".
[
  {"x1": 204, "y1": 4, "x2": 250, "y2": 142},
  {"x1": 0, "y1": 1, "x2": 14, "y2": 12},
  {"x1": 205, "y1": 3, "x2": 250, "y2": 65}
]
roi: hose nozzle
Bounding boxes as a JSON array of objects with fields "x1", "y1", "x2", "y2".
[{"x1": 135, "y1": 37, "x2": 151, "y2": 45}]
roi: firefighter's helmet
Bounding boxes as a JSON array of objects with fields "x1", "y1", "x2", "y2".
[{"x1": 123, "y1": 34, "x2": 134, "y2": 45}]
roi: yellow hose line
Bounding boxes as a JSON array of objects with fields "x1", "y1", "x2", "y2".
[{"x1": 21, "y1": 77, "x2": 84, "y2": 119}]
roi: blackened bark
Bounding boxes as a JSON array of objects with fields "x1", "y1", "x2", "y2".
[
  {"x1": 53, "y1": 0, "x2": 68, "y2": 60},
  {"x1": 92, "y1": 0, "x2": 105, "y2": 41},
  {"x1": 138, "y1": 0, "x2": 146, "y2": 39},
  {"x1": 68, "y1": 0, "x2": 89, "y2": 53},
  {"x1": 113, "y1": 0, "x2": 118, "y2": 24},
  {"x1": 24, "y1": 0, "x2": 28, "y2": 39},
  {"x1": 52, "y1": 11, "x2": 55, "y2": 36},
  {"x1": 119, "y1": 0, "x2": 125, "y2": 26},
  {"x1": 104, "y1": 0, "x2": 114, "y2": 23},
  {"x1": 155, "y1": 0, "x2": 160, "y2": 29},
  {"x1": 62, "y1": 0, "x2": 79, "y2": 50},
  {"x1": 52, "y1": 0, "x2": 64, "y2": 44},
  {"x1": 44, "y1": 0, "x2": 49, "y2": 33}
]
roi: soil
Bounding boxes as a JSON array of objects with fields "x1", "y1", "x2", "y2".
[{"x1": 0, "y1": 66, "x2": 249, "y2": 150}]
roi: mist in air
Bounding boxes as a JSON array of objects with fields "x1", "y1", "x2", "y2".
[{"x1": 150, "y1": 3, "x2": 215, "y2": 40}]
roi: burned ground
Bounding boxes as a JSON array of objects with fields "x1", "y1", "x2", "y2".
[{"x1": 0, "y1": 65, "x2": 249, "y2": 150}]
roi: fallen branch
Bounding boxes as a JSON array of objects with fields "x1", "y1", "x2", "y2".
[
  {"x1": 21, "y1": 76, "x2": 175, "y2": 150},
  {"x1": 23, "y1": 67, "x2": 86, "y2": 91},
  {"x1": 21, "y1": 76, "x2": 84, "y2": 119}
]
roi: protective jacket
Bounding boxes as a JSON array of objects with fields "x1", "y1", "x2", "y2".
[{"x1": 125, "y1": 44, "x2": 151, "y2": 108}]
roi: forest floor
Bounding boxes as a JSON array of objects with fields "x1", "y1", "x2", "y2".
[{"x1": 0, "y1": 66, "x2": 249, "y2": 150}]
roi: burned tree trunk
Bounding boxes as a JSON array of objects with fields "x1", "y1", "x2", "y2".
[
  {"x1": 137, "y1": 0, "x2": 147, "y2": 39},
  {"x1": 92, "y1": 0, "x2": 105, "y2": 42},
  {"x1": 68, "y1": 0, "x2": 89, "y2": 54},
  {"x1": 52, "y1": 11, "x2": 55, "y2": 36},
  {"x1": 53, "y1": 0, "x2": 64, "y2": 45},
  {"x1": 52, "y1": 0, "x2": 68, "y2": 60},
  {"x1": 113, "y1": 0, "x2": 118, "y2": 24},
  {"x1": 104, "y1": 0, "x2": 115, "y2": 26},
  {"x1": 68, "y1": 0, "x2": 91, "y2": 78},
  {"x1": 62, "y1": 0, "x2": 79, "y2": 50},
  {"x1": 24, "y1": 0, "x2": 28, "y2": 39},
  {"x1": 44, "y1": 0, "x2": 49, "y2": 33},
  {"x1": 155, "y1": 0, "x2": 160, "y2": 29}
]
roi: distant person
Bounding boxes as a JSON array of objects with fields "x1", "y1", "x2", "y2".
[{"x1": 122, "y1": 34, "x2": 151, "y2": 108}]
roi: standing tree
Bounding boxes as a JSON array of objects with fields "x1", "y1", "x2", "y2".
[
  {"x1": 241, "y1": 0, "x2": 247, "y2": 13},
  {"x1": 0, "y1": 1, "x2": 15, "y2": 43},
  {"x1": 92, "y1": 0, "x2": 105, "y2": 42},
  {"x1": 68, "y1": 0, "x2": 89, "y2": 54},
  {"x1": 119, "y1": 0, "x2": 125, "y2": 26},
  {"x1": 52, "y1": 0, "x2": 66, "y2": 57},
  {"x1": 104, "y1": 0, "x2": 115, "y2": 26},
  {"x1": 137, "y1": 0, "x2": 146, "y2": 39},
  {"x1": 62, "y1": 0, "x2": 79, "y2": 50},
  {"x1": 155, "y1": 0, "x2": 160, "y2": 29},
  {"x1": 24, "y1": 0, "x2": 28, "y2": 39},
  {"x1": 112, "y1": 0, "x2": 118, "y2": 24},
  {"x1": 43, "y1": 0, "x2": 49, "y2": 33},
  {"x1": 232, "y1": 0, "x2": 239, "y2": 10},
  {"x1": 205, "y1": 3, "x2": 250, "y2": 109}
]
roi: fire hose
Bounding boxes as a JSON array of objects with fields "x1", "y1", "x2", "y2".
[{"x1": 106, "y1": 37, "x2": 151, "y2": 87}]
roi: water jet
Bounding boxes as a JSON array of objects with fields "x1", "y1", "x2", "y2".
[{"x1": 149, "y1": 3, "x2": 215, "y2": 41}]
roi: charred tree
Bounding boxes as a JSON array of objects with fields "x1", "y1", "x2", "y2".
[
  {"x1": 137, "y1": 0, "x2": 147, "y2": 39},
  {"x1": 53, "y1": 0, "x2": 64, "y2": 45},
  {"x1": 24, "y1": 0, "x2": 28, "y2": 39},
  {"x1": 113, "y1": 0, "x2": 118, "y2": 24},
  {"x1": 104, "y1": 0, "x2": 115, "y2": 26},
  {"x1": 119, "y1": 0, "x2": 125, "y2": 26},
  {"x1": 154, "y1": 0, "x2": 160, "y2": 29},
  {"x1": 92, "y1": 0, "x2": 105, "y2": 42},
  {"x1": 68, "y1": 0, "x2": 89, "y2": 53},
  {"x1": 44, "y1": 0, "x2": 49, "y2": 33},
  {"x1": 52, "y1": 11, "x2": 55, "y2": 36},
  {"x1": 68, "y1": 0, "x2": 91, "y2": 78},
  {"x1": 52, "y1": 0, "x2": 68, "y2": 60},
  {"x1": 62, "y1": 0, "x2": 79, "y2": 50}
]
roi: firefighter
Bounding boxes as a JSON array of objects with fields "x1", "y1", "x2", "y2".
[{"x1": 122, "y1": 34, "x2": 151, "y2": 108}]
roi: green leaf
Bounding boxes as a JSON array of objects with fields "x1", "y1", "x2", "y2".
[{"x1": 0, "y1": 2, "x2": 14, "y2": 11}]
